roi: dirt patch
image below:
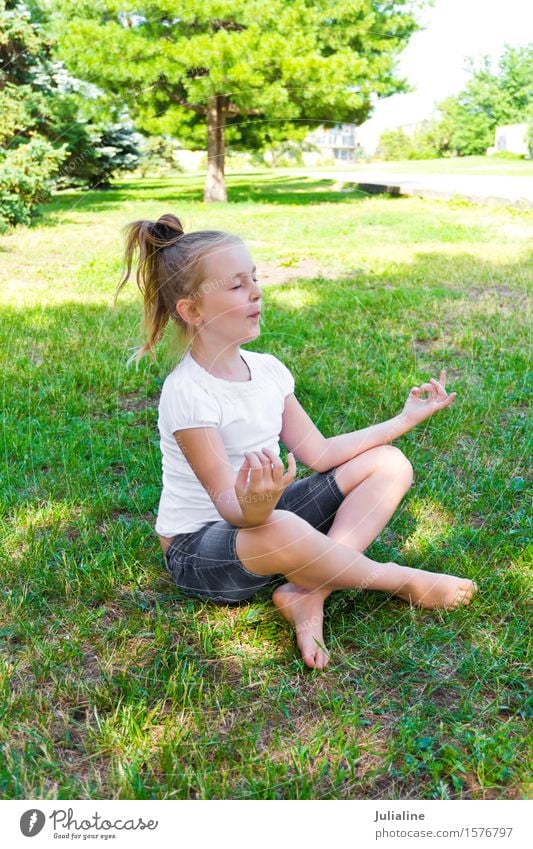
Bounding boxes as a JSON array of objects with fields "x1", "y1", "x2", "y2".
[
  {"x1": 412, "y1": 338, "x2": 459, "y2": 354},
  {"x1": 116, "y1": 391, "x2": 160, "y2": 413},
  {"x1": 255, "y1": 258, "x2": 324, "y2": 287},
  {"x1": 468, "y1": 285, "x2": 529, "y2": 301}
]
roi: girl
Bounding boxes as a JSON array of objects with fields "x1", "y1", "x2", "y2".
[{"x1": 115, "y1": 213, "x2": 478, "y2": 671}]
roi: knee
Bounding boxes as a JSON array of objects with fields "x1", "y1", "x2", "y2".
[
  {"x1": 252, "y1": 509, "x2": 311, "y2": 549},
  {"x1": 375, "y1": 445, "x2": 414, "y2": 486}
]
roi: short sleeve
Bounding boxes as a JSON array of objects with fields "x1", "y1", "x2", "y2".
[
  {"x1": 159, "y1": 378, "x2": 221, "y2": 433},
  {"x1": 268, "y1": 354, "x2": 295, "y2": 398}
]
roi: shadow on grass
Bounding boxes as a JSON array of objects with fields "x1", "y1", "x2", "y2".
[
  {"x1": 30, "y1": 174, "x2": 380, "y2": 227},
  {"x1": 1, "y1": 248, "x2": 530, "y2": 799},
  {"x1": 3, "y1": 248, "x2": 529, "y2": 568}
]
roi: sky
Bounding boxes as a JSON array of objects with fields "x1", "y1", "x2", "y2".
[{"x1": 357, "y1": 0, "x2": 532, "y2": 145}]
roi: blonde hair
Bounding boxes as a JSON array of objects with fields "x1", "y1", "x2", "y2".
[{"x1": 114, "y1": 213, "x2": 241, "y2": 368}]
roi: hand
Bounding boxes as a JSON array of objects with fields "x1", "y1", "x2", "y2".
[
  {"x1": 401, "y1": 369, "x2": 457, "y2": 427},
  {"x1": 234, "y1": 447, "x2": 297, "y2": 526}
]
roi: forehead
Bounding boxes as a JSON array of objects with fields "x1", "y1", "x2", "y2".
[{"x1": 202, "y1": 240, "x2": 253, "y2": 277}]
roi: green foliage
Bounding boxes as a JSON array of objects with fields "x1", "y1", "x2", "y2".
[
  {"x1": 377, "y1": 44, "x2": 533, "y2": 161},
  {"x1": 55, "y1": 123, "x2": 144, "y2": 190},
  {"x1": 0, "y1": 137, "x2": 67, "y2": 232},
  {"x1": 130, "y1": 135, "x2": 186, "y2": 178},
  {"x1": 434, "y1": 45, "x2": 533, "y2": 157},
  {"x1": 48, "y1": 0, "x2": 424, "y2": 154},
  {"x1": 0, "y1": 0, "x2": 148, "y2": 223},
  {"x1": 376, "y1": 124, "x2": 442, "y2": 161},
  {"x1": 377, "y1": 128, "x2": 413, "y2": 161},
  {"x1": 528, "y1": 123, "x2": 533, "y2": 158}
]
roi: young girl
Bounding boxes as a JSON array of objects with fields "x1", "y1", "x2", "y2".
[{"x1": 115, "y1": 213, "x2": 478, "y2": 671}]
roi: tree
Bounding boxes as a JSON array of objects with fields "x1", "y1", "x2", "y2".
[
  {"x1": 376, "y1": 127, "x2": 411, "y2": 160},
  {"x1": 0, "y1": 0, "x2": 69, "y2": 228},
  {"x1": 48, "y1": 0, "x2": 428, "y2": 201},
  {"x1": 0, "y1": 0, "x2": 143, "y2": 229},
  {"x1": 433, "y1": 44, "x2": 533, "y2": 156}
]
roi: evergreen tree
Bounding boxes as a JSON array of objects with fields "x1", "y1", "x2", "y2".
[{"x1": 48, "y1": 0, "x2": 427, "y2": 201}]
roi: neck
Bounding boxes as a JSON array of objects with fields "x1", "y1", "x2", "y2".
[{"x1": 190, "y1": 338, "x2": 247, "y2": 378}]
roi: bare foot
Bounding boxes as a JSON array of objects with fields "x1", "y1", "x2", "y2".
[
  {"x1": 272, "y1": 582, "x2": 330, "y2": 669},
  {"x1": 395, "y1": 566, "x2": 478, "y2": 610}
]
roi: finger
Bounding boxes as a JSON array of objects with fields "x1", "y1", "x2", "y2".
[
  {"x1": 440, "y1": 392, "x2": 457, "y2": 407},
  {"x1": 245, "y1": 451, "x2": 267, "y2": 486},
  {"x1": 281, "y1": 452, "x2": 297, "y2": 485},
  {"x1": 410, "y1": 386, "x2": 420, "y2": 395},
  {"x1": 261, "y1": 447, "x2": 284, "y2": 481},
  {"x1": 235, "y1": 455, "x2": 251, "y2": 494},
  {"x1": 430, "y1": 377, "x2": 447, "y2": 397},
  {"x1": 419, "y1": 382, "x2": 437, "y2": 397}
]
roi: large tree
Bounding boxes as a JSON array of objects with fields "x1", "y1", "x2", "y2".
[
  {"x1": 435, "y1": 44, "x2": 533, "y2": 156},
  {"x1": 48, "y1": 0, "x2": 426, "y2": 201}
]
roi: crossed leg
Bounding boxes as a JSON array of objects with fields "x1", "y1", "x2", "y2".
[
  {"x1": 269, "y1": 445, "x2": 415, "y2": 669},
  {"x1": 236, "y1": 446, "x2": 440, "y2": 669}
]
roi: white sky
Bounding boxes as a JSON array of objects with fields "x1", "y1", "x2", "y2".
[{"x1": 360, "y1": 0, "x2": 532, "y2": 138}]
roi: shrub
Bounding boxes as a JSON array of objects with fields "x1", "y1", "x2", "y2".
[
  {"x1": 55, "y1": 123, "x2": 144, "y2": 190},
  {"x1": 0, "y1": 138, "x2": 68, "y2": 232}
]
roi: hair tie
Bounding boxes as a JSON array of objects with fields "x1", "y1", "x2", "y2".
[{"x1": 150, "y1": 220, "x2": 184, "y2": 246}]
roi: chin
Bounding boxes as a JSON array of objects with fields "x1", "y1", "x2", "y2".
[{"x1": 241, "y1": 327, "x2": 260, "y2": 341}]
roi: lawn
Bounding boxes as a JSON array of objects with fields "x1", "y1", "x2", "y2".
[
  {"x1": 287, "y1": 154, "x2": 533, "y2": 177},
  {"x1": 0, "y1": 171, "x2": 531, "y2": 799}
]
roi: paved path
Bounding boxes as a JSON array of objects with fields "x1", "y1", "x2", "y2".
[{"x1": 308, "y1": 169, "x2": 533, "y2": 208}]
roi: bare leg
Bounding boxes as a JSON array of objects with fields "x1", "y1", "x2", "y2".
[
  {"x1": 237, "y1": 451, "x2": 477, "y2": 668},
  {"x1": 272, "y1": 452, "x2": 415, "y2": 668}
]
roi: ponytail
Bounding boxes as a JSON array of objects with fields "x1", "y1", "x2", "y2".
[
  {"x1": 114, "y1": 214, "x2": 242, "y2": 369},
  {"x1": 114, "y1": 214, "x2": 185, "y2": 368}
]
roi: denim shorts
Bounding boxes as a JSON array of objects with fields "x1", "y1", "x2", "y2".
[{"x1": 164, "y1": 467, "x2": 345, "y2": 605}]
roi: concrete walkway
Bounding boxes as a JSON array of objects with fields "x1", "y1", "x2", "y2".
[{"x1": 312, "y1": 169, "x2": 533, "y2": 208}]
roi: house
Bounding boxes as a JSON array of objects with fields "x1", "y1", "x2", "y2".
[
  {"x1": 487, "y1": 123, "x2": 528, "y2": 156},
  {"x1": 304, "y1": 123, "x2": 360, "y2": 162}
]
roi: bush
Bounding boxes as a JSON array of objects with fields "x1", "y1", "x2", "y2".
[
  {"x1": 377, "y1": 125, "x2": 444, "y2": 161},
  {"x1": 130, "y1": 135, "x2": 186, "y2": 178},
  {"x1": 55, "y1": 123, "x2": 144, "y2": 190},
  {"x1": 0, "y1": 138, "x2": 68, "y2": 232}
]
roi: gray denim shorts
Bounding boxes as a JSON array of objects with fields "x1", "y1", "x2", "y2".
[{"x1": 164, "y1": 466, "x2": 345, "y2": 605}]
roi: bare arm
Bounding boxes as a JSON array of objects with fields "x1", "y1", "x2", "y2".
[
  {"x1": 174, "y1": 428, "x2": 296, "y2": 527},
  {"x1": 280, "y1": 391, "x2": 410, "y2": 472},
  {"x1": 281, "y1": 370, "x2": 457, "y2": 471},
  {"x1": 320, "y1": 413, "x2": 411, "y2": 468},
  {"x1": 174, "y1": 427, "x2": 248, "y2": 526}
]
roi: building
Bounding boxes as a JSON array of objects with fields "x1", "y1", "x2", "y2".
[
  {"x1": 304, "y1": 123, "x2": 360, "y2": 161},
  {"x1": 487, "y1": 123, "x2": 529, "y2": 156}
]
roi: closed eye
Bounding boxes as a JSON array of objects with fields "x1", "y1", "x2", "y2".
[{"x1": 231, "y1": 277, "x2": 259, "y2": 290}]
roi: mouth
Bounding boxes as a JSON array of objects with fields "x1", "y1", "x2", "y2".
[{"x1": 248, "y1": 311, "x2": 261, "y2": 319}]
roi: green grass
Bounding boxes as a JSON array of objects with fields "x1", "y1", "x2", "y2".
[
  {"x1": 285, "y1": 155, "x2": 533, "y2": 177},
  {"x1": 0, "y1": 171, "x2": 531, "y2": 800}
]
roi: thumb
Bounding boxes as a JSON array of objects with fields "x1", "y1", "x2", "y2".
[
  {"x1": 282, "y1": 451, "x2": 297, "y2": 484},
  {"x1": 411, "y1": 387, "x2": 420, "y2": 395}
]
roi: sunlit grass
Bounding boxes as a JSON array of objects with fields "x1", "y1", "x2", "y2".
[{"x1": 0, "y1": 170, "x2": 531, "y2": 800}]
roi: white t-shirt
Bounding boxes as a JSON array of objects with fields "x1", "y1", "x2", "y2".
[{"x1": 155, "y1": 347, "x2": 295, "y2": 535}]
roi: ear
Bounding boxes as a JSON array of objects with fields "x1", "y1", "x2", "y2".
[{"x1": 175, "y1": 296, "x2": 202, "y2": 326}]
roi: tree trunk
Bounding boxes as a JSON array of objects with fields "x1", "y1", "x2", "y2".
[{"x1": 204, "y1": 93, "x2": 228, "y2": 202}]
